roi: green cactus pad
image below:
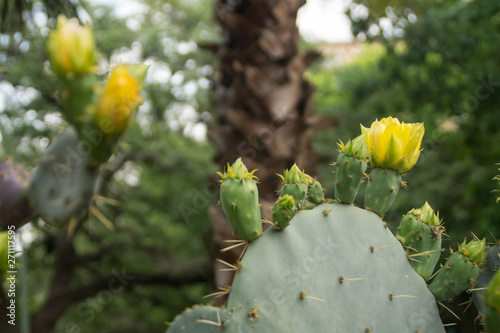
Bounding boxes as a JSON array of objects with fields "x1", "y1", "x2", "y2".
[
  {"x1": 220, "y1": 178, "x2": 263, "y2": 241},
  {"x1": 334, "y1": 153, "x2": 367, "y2": 204},
  {"x1": 224, "y1": 204, "x2": 444, "y2": 333},
  {"x1": 396, "y1": 210, "x2": 423, "y2": 246},
  {"x1": 60, "y1": 74, "x2": 97, "y2": 133},
  {"x1": 364, "y1": 168, "x2": 401, "y2": 216},
  {"x1": 272, "y1": 195, "x2": 297, "y2": 229},
  {"x1": 472, "y1": 245, "x2": 500, "y2": 314},
  {"x1": 306, "y1": 180, "x2": 324, "y2": 204},
  {"x1": 166, "y1": 305, "x2": 227, "y2": 333},
  {"x1": 484, "y1": 269, "x2": 500, "y2": 333},
  {"x1": 408, "y1": 224, "x2": 443, "y2": 281},
  {"x1": 29, "y1": 128, "x2": 98, "y2": 225},
  {"x1": 428, "y1": 252, "x2": 480, "y2": 301}
]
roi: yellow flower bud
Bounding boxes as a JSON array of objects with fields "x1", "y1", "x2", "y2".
[
  {"x1": 361, "y1": 117, "x2": 425, "y2": 173},
  {"x1": 93, "y1": 65, "x2": 146, "y2": 136},
  {"x1": 47, "y1": 15, "x2": 96, "y2": 77}
]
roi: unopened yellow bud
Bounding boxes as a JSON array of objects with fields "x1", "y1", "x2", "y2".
[
  {"x1": 93, "y1": 65, "x2": 146, "y2": 136},
  {"x1": 47, "y1": 15, "x2": 96, "y2": 77}
]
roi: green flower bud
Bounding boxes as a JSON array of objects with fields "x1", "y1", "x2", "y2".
[
  {"x1": 337, "y1": 134, "x2": 369, "y2": 160},
  {"x1": 278, "y1": 164, "x2": 308, "y2": 184},
  {"x1": 277, "y1": 194, "x2": 295, "y2": 209},
  {"x1": 217, "y1": 158, "x2": 257, "y2": 181},
  {"x1": 458, "y1": 238, "x2": 487, "y2": 265},
  {"x1": 47, "y1": 15, "x2": 96, "y2": 77},
  {"x1": 419, "y1": 202, "x2": 441, "y2": 227}
]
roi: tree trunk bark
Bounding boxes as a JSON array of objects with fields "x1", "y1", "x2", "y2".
[{"x1": 208, "y1": 0, "x2": 337, "y2": 303}]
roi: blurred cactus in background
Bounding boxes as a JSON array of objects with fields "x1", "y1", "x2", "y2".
[{"x1": 47, "y1": 15, "x2": 96, "y2": 78}]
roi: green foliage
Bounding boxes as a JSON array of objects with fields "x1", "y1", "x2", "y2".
[{"x1": 309, "y1": 0, "x2": 500, "y2": 240}]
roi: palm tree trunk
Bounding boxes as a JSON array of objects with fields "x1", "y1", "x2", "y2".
[{"x1": 208, "y1": 0, "x2": 337, "y2": 302}]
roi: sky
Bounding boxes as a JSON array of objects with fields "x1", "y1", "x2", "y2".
[
  {"x1": 298, "y1": 0, "x2": 353, "y2": 43},
  {"x1": 90, "y1": 0, "x2": 354, "y2": 43}
]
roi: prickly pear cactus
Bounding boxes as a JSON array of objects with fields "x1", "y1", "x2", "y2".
[
  {"x1": 29, "y1": 128, "x2": 98, "y2": 224},
  {"x1": 0, "y1": 158, "x2": 34, "y2": 226},
  {"x1": 167, "y1": 117, "x2": 493, "y2": 332},
  {"x1": 429, "y1": 239, "x2": 486, "y2": 301},
  {"x1": 396, "y1": 202, "x2": 444, "y2": 281},
  {"x1": 223, "y1": 203, "x2": 444, "y2": 333},
  {"x1": 167, "y1": 305, "x2": 227, "y2": 333}
]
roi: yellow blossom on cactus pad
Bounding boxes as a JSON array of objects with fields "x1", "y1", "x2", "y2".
[
  {"x1": 47, "y1": 15, "x2": 96, "y2": 76},
  {"x1": 93, "y1": 65, "x2": 147, "y2": 136},
  {"x1": 361, "y1": 117, "x2": 425, "y2": 173}
]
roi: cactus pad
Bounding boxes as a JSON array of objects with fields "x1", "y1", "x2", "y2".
[
  {"x1": 29, "y1": 128, "x2": 98, "y2": 224},
  {"x1": 334, "y1": 153, "x2": 367, "y2": 204},
  {"x1": 428, "y1": 252, "x2": 480, "y2": 301},
  {"x1": 306, "y1": 180, "x2": 324, "y2": 204},
  {"x1": 364, "y1": 168, "x2": 401, "y2": 216},
  {"x1": 224, "y1": 203, "x2": 444, "y2": 333}
]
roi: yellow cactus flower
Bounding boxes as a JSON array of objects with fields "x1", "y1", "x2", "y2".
[
  {"x1": 47, "y1": 15, "x2": 96, "y2": 77},
  {"x1": 93, "y1": 65, "x2": 146, "y2": 136},
  {"x1": 361, "y1": 117, "x2": 425, "y2": 173}
]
